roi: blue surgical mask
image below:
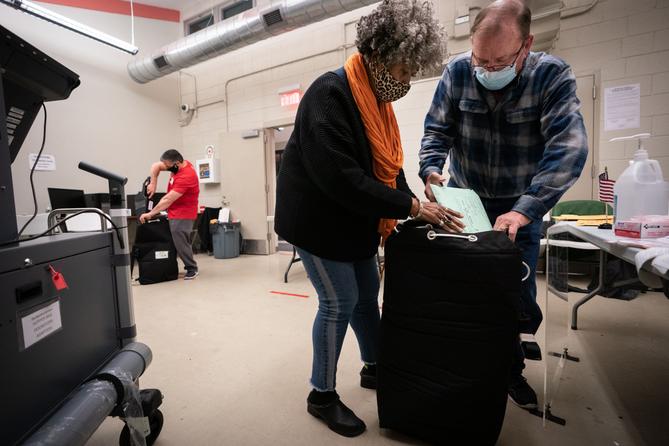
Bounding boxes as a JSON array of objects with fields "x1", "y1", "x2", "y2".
[{"x1": 474, "y1": 65, "x2": 517, "y2": 91}]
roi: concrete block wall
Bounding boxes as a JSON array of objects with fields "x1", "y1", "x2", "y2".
[
  {"x1": 553, "y1": 0, "x2": 669, "y2": 180},
  {"x1": 174, "y1": 0, "x2": 669, "y2": 246},
  {"x1": 175, "y1": 1, "x2": 452, "y2": 246}
]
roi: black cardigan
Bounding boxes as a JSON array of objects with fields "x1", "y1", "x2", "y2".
[{"x1": 274, "y1": 68, "x2": 415, "y2": 261}]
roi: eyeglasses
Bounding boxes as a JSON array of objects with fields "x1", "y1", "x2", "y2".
[{"x1": 472, "y1": 42, "x2": 525, "y2": 72}]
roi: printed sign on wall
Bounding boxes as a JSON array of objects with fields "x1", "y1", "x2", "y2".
[
  {"x1": 28, "y1": 153, "x2": 56, "y2": 171},
  {"x1": 604, "y1": 84, "x2": 641, "y2": 131}
]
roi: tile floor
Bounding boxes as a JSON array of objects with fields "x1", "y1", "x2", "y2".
[{"x1": 87, "y1": 252, "x2": 669, "y2": 446}]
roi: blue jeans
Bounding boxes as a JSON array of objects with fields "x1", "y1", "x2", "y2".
[
  {"x1": 479, "y1": 196, "x2": 543, "y2": 377},
  {"x1": 296, "y1": 248, "x2": 380, "y2": 392}
]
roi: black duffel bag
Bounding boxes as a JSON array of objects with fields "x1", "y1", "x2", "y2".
[
  {"x1": 132, "y1": 217, "x2": 178, "y2": 285},
  {"x1": 377, "y1": 221, "x2": 521, "y2": 446}
]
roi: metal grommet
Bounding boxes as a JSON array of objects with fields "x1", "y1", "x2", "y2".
[
  {"x1": 426, "y1": 230, "x2": 436, "y2": 240},
  {"x1": 468, "y1": 235, "x2": 478, "y2": 242},
  {"x1": 521, "y1": 261, "x2": 531, "y2": 282}
]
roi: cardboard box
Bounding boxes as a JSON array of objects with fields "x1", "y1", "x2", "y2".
[{"x1": 614, "y1": 220, "x2": 669, "y2": 238}]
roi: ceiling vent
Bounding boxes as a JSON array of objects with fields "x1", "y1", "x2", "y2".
[
  {"x1": 153, "y1": 55, "x2": 170, "y2": 70},
  {"x1": 262, "y1": 9, "x2": 283, "y2": 27}
]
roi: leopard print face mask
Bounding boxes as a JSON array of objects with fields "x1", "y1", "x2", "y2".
[{"x1": 369, "y1": 59, "x2": 411, "y2": 103}]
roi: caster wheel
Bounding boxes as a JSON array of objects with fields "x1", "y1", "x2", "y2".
[{"x1": 119, "y1": 410, "x2": 164, "y2": 446}]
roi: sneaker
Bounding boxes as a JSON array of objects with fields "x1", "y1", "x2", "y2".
[
  {"x1": 184, "y1": 270, "x2": 199, "y2": 280},
  {"x1": 508, "y1": 376, "x2": 538, "y2": 409},
  {"x1": 360, "y1": 364, "x2": 377, "y2": 390},
  {"x1": 307, "y1": 390, "x2": 366, "y2": 437}
]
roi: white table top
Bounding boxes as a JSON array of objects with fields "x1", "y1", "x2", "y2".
[{"x1": 547, "y1": 223, "x2": 669, "y2": 280}]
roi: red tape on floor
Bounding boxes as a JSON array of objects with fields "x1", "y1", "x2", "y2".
[{"x1": 270, "y1": 291, "x2": 309, "y2": 299}]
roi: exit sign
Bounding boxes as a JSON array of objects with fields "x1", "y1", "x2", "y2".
[
  {"x1": 280, "y1": 90, "x2": 301, "y2": 107},
  {"x1": 278, "y1": 84, "x2": 302, "y2": 109}
]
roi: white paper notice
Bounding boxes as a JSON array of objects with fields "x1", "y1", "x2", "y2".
[
  {"x1": 21, "y1": 300, "x2": 62, "y2": 350},
  {"x1": 604, "y1": 84, "x2": 641, "y2": 131},
  {"x1": 28, "y1": 153, "x2": 57, "y2": 171}
]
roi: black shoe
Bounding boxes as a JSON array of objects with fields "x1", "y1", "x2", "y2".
[
  {"x1": 307, "y1": 390, "x2": 366, "y2": 437},
  {"x1": 508, "y1": 376, "x2": 538, "y2": 409},
  {"x1": 520, "y1": 341, "x2": 542, "y2": 361},
  {"x1": 360, "y1": 364, "x2": 377, "y2": 390},
  {"x1": 184, "y1": 270, "x2": 199, "y2": 280}
]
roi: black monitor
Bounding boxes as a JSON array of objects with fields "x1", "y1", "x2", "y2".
[{"x1": 48, "y1": 188, "x2": 86, "y2": 210}]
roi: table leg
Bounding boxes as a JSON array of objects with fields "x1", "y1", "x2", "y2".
[
  {"x1": 284, "y1": 246, "x2": 302, "y2": 283},
  {"x1": 571, "y1": 250, "x2": 606, "y2": 330}
]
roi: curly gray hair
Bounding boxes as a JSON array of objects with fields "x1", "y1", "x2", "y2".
[{"x1": 355, "y1": 0, "x2": 445, "y2": 73}]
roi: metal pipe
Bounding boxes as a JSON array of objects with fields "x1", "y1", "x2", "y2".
[
  {"x1": 179, "y1": 71, "x2": 199, "y2": 109},
  {"x1": 127, "y1": 0, "x2": 378, "y2": 83},
  {"x1": 47, "y1": 208, "x2": 109, "y2": 233},
  {"x1": 78, "y1": 161, "x2": 128, "y2": 186},
  {"x1": 23, "y1": 343, "x2": 152, "y2": 446},
  {"x1": 78, "y1": 162, "x2": 135, "y2": 344}
]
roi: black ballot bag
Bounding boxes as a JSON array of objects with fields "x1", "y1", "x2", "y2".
[
  {"x1": 378, "y1": 221, "x2": 521, "y2": 446},
  {"x1": 132, "y1": 217, "x2": 178, "y2": 285}
]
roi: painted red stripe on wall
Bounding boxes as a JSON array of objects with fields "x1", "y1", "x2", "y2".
[{"x1": 36, "y1": 0, "x2": 180, "y2": 22}]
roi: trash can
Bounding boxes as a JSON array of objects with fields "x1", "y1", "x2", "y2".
[{"x1": 211, "y1": 222, "x2": 241, "y2": 259}]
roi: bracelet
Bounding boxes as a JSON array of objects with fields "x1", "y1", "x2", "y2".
[{"x1": 414, "y1": 201, "x2": 423, "y2": 220}]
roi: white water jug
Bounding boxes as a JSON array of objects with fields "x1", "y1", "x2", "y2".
[{"x1": 613, "y1": 135, "x2": 669, "y2": 222}]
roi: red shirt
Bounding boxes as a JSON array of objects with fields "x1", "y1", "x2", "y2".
[{"x1": 167, "y1": 160, "x2": 199, "y2": 220}]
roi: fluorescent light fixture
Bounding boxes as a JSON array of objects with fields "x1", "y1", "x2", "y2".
[{"x1": 1, "y1": 0, "x2": 139, "y2": 54}]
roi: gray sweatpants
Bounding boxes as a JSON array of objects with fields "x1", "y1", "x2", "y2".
[{"x1": 169, "y1": 219, "x2": 197, "y2": 272}]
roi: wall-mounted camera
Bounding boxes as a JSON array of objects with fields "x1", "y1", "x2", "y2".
[{"x1": 178, "y1": 103, "x2": 195, "y2": 127}]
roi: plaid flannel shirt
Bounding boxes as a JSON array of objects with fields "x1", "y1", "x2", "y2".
[{"x1": 419, "y1": 51, "x2": 588, "y2": 221}]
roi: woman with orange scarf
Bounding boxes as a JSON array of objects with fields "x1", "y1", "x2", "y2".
[{"x1": 274, "y1": 0, "x2": 464, "y2": 437}]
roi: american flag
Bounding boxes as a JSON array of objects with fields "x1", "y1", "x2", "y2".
[{"x1": 599, "y1": 169, "x2": 615, "y2": 204}]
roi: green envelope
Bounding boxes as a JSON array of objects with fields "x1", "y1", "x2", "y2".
[{"x1": 430, "y1": 184, "x2": 493, "y2": 233}]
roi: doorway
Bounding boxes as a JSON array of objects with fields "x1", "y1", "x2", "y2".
[
  {"x1": 560, "y1": 74, "x2": 597, "y2": 202},
  {"x1": 264, "y1": 124, "x2": 294, "y2": 254}
]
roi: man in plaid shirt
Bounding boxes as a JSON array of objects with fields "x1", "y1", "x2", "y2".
[{"x1": 419, "y1": 0, "x2": 588, "y2": 409}]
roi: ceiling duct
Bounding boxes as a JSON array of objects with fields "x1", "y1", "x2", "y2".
[{"x1": 128, "y1": 0, "x2": 378, "y2": 83}]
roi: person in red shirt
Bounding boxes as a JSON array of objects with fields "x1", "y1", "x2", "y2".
[{"x1": 140, "y1": 149, "x2": 200, "y2": 279}]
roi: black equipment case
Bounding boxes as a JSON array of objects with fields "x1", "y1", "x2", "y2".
[
  {"x1": 377, "y1": 222, "x2": 521, "y2": 445},
  {"x1": 132, "y1": 217, "x2": 178, "y2": 285}
]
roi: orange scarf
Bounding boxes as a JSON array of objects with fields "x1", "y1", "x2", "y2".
[{"x1": 344, "y1": 53, "x2": 404, "y2": 242}]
